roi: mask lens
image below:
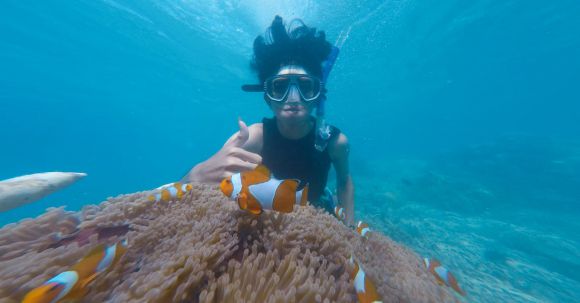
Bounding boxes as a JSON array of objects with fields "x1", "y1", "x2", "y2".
[
  {"x1": 267, "y1": 77, "x2": 290, "y2": 100},
  {"x1": 298, "y1": 76, "x2": 320, "y2": 100},
  {"x1": 265, "y1": 75, "x2": 321, "y2": 102}
]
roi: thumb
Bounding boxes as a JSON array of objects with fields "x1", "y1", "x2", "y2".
[{"x1": 231, "y1": 117, "x2": 249, "y2": 147}]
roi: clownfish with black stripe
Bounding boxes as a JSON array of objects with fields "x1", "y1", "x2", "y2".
[
  {"x1": 334, "y1": 206, "x2": 346, "y2": 221},
  {"x1": 148, "y1": 182, "x2": 193, "y2": 203},
  {"x1": 22, "y1": 239, "x2": 128, "y2": 303},
  {"x1": 220, "y1": 165, "x2": 308, "y2": 215},
  {"x1": 423, "y1": 257, "x2": 466, "y2": 296},
  {"x1": 356, "y1": 221, "x2": 371, "y2": 238},
  {"x1": 349, "y1": 256, "x2": 383, "y2": 303}
]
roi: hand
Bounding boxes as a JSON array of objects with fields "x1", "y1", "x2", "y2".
[{"x1": 183, "y1": 119, "x2": 262, "y2": 185}]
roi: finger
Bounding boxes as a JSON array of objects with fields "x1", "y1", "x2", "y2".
[
  {"x1": 232, "y1": 147, "x2": 262, "y2": 164},
  {"x1": 227, "y1": 158, "x2": 258, "y2": 172},
  {"x1": 229, "y1": 117, "x2": 249, "y2": 148}
]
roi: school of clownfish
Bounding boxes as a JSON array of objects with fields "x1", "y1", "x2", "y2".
[{"x1": 22, "y1": 165, "x2": 465, "y2": 302}]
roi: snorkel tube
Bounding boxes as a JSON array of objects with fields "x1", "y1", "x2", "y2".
[
  {"x1": 315, "y1": 27, "x2": 350, "y2": 151},
  {"x1": 314, "y1": 46, "x2": 340, "y2": 151}
]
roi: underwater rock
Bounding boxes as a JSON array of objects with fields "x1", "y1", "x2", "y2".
[{"x1": 0, "y1": 184, "x2": 454, "y2": 302}]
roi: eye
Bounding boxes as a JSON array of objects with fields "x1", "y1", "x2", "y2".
[
  {"x1": 272, "y1": 79, "x2": 284, "y2": 89},
  {"x1": 270, "y1": 77, "x2": 290, "y2": 97},
  {"x1": 299, "y1": 78, "x2": 313, "y2": 89},
  {"x1": 298, "y1": 77, "x2": 318, "y2": 98}
]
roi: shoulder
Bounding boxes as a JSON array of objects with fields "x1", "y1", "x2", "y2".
[{"x1": 328, "y1": 132, "x2": 349, "y2": 161}]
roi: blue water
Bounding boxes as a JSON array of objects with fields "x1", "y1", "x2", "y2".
[{"x1": 1, "y1": 1, "x2": 579, "y2": 302}]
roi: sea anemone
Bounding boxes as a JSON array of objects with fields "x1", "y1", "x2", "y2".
[{"x1": 0, "y1": 184, "x2": 452, "y2": 302}]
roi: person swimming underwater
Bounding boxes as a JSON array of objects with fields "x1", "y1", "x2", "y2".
[{"x1": 182, "y1": 16, "x2": 354, "y2": 226}]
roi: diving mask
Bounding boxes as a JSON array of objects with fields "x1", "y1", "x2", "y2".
[
  {"x1": 264, "y1": 74, "x2": 322, "y2": 102},
  {"x1": 241, "y1": 74, "x2": 322, "y2": 102}
]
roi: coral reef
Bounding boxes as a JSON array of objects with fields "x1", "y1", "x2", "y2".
[{"x1": 0, "y1": 184, "x2": 453, "y2": 302}]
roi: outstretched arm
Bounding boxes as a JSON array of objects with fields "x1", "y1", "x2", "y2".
[
  {"x1": 181, "y1": 119, "x2": 263, "y2": 185},
  {"x1": 329, "y1": 133, "x2": 355, "y2": 226}
]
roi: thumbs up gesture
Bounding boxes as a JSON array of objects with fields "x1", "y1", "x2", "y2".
[
  {"x1": 228, "y1": 118, "x2": 251, "y2": 149},
  {"x1": 182, "y1": 118, "x2": 262, "y2": 185}
]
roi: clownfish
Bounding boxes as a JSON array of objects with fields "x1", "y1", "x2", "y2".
[
  {"x1": 423, "y1": 258, "x2": 466, "y2": 296},
  {"x1": 21, "y1": 271, "x2": 78, "y2": 303},
  {"x1": 356, "y1": 221, "x2": 371, "y2": 238},
  {"x1": 23, "y1": 239, "x2": 128, "y2": 303},
  {"x1": 148, "y1": 182, "x2": 193, "y2": 203},
  {"x1": 334, "y1": 206, "x2": 346, "y2": 221},
  {"x1": 220, "y1": 165, "x2": 308, "y2": 215},
  {"x1": 349, "y1": 256, "x2": 383, "y2": 303}
]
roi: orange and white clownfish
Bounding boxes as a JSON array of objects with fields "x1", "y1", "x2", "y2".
[
  {"x1": 349, "y1": 256, "x2": 383, "y2": 303},
  {"x1": 220, "y1": 165, "x2": 308, "y2": 215},
  {"x1": 334, "y1": 206, "x2": 346, "y2": 221},
  {"x1": 356, "y1": 221, "x2": 371, "y2": 238},
  {"x1": 423, "y1": 257, "x2": 466, "y2": 296},
  {"x1": 22, "y1": 239, "x2": 128, "y2": 303},
  {"x1": 148, "y1": 182, "x2": 193, "y2": 203},
  {"x1": 21, "y1": 271, "x2": 79, "y2": 303}
]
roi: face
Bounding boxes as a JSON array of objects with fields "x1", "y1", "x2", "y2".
[{"x1": 266, "y1": 65, "x2": 318, "y2": 123}]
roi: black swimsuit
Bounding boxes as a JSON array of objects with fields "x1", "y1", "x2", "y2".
[{"x1": 260, "y1": 117, "x2": 340, "y2": 210}]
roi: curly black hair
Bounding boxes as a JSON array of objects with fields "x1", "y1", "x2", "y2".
[{"x1": 251, "y1": 16, "x2": 332, "y2": 83}]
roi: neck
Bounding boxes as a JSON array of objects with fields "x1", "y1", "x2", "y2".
[{"x1": 276, "y1": 117, "x2": 313, "y2": 140}]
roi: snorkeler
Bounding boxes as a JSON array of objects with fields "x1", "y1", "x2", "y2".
[{"x1": 182, "y1": 16, "x2": 354, "y2": 226}]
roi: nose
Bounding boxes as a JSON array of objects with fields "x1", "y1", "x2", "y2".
[{"x1": 285, "y1": 85, "x2": 301, "y2": 103}]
